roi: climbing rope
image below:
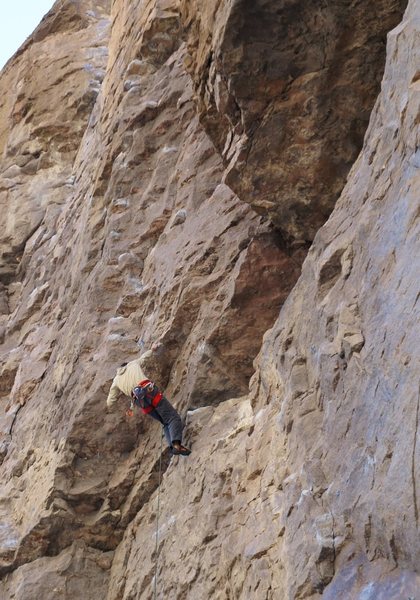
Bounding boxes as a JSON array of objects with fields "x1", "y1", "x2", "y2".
[{"x1": 153, "y1": 432, "x2": 163, "y2": 600}]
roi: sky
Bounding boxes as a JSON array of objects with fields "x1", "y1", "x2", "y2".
[{"x1": 0, "y1": 0, "x2": 56, "y2": 70}]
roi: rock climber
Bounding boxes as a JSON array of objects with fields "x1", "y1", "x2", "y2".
[{"x1": 106, "y1": 350, "x2": 191, "y2": 456}]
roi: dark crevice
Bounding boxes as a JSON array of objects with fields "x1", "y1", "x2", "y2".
[
  {"x1": 412, "y1": 385, "x2": 419, "y2": 528},
  {"x1": 1, "y1": 219, "x2": 44, "y2": 285},
  {"x1": 8, "y1": 404, "x2": 23, "y2": 438}
]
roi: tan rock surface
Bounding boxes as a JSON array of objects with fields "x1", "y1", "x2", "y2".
[
  {"x1": 0, "y1": 0, "x2": 418, "y2": 598},
  {"x1": 0, "y1": 0, "x2": 111, "y2": 284},
  {"x1": 180, "y1": 0, "x2": 407, "y2": 242},
  {"x1": 0, "y1": 0, "x2": 302, "y2": 591}
]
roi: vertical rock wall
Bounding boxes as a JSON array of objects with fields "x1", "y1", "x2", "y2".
[
  {"x1": 180, "y1": 0, "x2": 407, "y2": 241},
  {"x1": 0, "y1": 0, "x2": 417, "y2": 598},
  {"x1": 0, "y1": 0, "x2": 111, "y2": 284},
  {"x1": 0, "y1": 0, "x2": 302, "y2": 594}
]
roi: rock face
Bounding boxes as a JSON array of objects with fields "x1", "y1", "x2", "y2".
[
  {"x1": 0, "y1": 0, "x2": 418, "y2": 599},
  {"x1": 181, "y1": 0, "x2": 407, "y2": 242},
  {"x1": 0, "y1": 0, "x2": 111, "y2": 284}
]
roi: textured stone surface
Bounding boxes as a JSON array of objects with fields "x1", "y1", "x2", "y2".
[
  {"x1": 0, "y1": 542, "x2": 113, "y2": 600},
  {"x1": 0, "y1": 0, "x2": 302, "y2": 591},
  {"x1": 0, "y1": 0, "x2": 418, "y2": 598},
  {"x1": 249, "y1": 4, "x2": 420, "y2": 591},
  {"x1": 109, "y1": 1, "x2": 419, "y2": 593},
  {"x1": 0, "y1": 0, "x2": 111, "y2": 284},
  {"x1": 181, "y1": 0, "x2": 407, "y2": 243}
]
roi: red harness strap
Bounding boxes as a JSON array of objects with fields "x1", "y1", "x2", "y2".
[{"x1": 137, "y1": 380, "x2": 163, "y2": 414}]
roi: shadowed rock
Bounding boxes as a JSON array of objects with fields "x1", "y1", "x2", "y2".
[{"x1": 181, "y1": 0, "x2": 407, "y2": 242}]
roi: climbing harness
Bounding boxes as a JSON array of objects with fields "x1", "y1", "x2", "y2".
[
  {"x1": 153, "y1": 432, "x2": 163, "y2": 600},
  {"x1": 128, "y1": 380, "x2": 163, "y2": 416}
]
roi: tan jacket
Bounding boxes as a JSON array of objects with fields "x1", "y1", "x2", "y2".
[
  {"x1": 106, "y1": 349, "x2": 169, "y2": 408},
  {"x1": 106, "y1": 358, "x2": 147, "y2": 408}
]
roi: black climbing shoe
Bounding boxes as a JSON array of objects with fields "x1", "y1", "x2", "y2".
[{"x1": 171, "y1": 443, "x2": 191, "y2": 456}]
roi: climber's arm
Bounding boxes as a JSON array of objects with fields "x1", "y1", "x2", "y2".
[{"x1": 106, "y1": 380, "x2": 120, "y2": 409}]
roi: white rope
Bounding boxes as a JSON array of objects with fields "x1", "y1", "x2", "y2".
[{"x1": 153, "y1": 432, "x2": 163, "y2": 600}]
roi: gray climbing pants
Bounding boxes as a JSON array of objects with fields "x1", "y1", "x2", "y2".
[{"x1": 150, "y1": 397, "x2": 183, "y2": 447}]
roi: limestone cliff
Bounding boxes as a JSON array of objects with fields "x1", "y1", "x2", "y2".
[{"x1": 0, "y1": 0, "x2": 418, "y2": 598}]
